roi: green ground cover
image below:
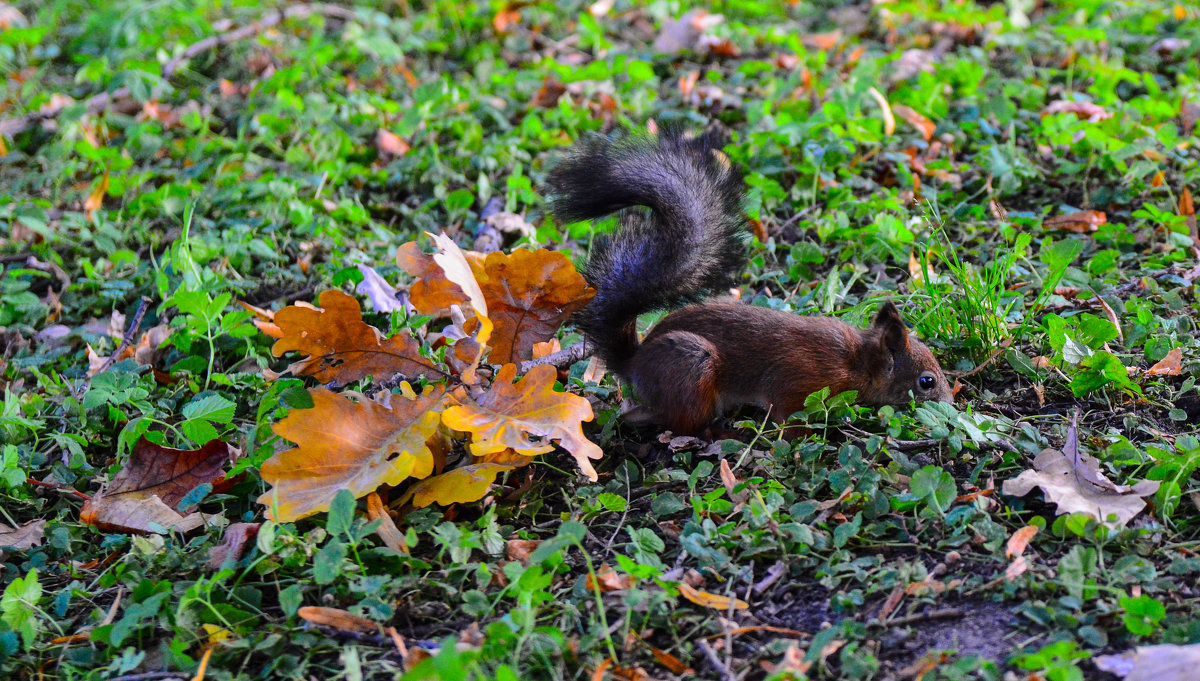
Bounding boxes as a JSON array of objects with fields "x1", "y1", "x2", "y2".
[{"x1": 2, "y1": 0, "x2": 1199, "y2": 679}]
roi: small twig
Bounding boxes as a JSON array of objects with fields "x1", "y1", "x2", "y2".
[
  {"x1": 696, "y1": 638, "x2": 737, "y2": 681},
  {"x1": 518, "y1": 341, "x2": 594, "y2": 373},
  {"x1": 882, "y1": 607, "x2": 964, "y2": 628},
  {"x1": 0, "y1": 4, "x2": 359, "y2": 137},
  {"x1": 752, "y1": 561, "x2": 787, "y2": 595},
  {"x1": 74, "y1": 297, "x2": 150, "y2": 397},
  {"x1": 25, "y1": 477, "x2": 89, "y2": 501}
]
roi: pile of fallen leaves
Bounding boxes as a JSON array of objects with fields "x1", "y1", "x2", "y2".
[{"x1": 247, "y1": 233, "x2": 600, "y2": 521}]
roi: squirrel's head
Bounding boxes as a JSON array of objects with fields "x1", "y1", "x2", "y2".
[{"x1": 860, "y1": 302, "x2": 953, "y2": 406}]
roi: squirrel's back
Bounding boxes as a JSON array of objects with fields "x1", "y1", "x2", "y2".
[{"x1": 545, "y1": 126, "x2": 748, "y2": 372}]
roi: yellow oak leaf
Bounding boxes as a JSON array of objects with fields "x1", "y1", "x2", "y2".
[
  {"x1": 405, "y1": 462, "x2": 520, "y2": 508},
  {"x1": 258, "y1": 387, "x2": 442, "y2": 521},
  {"x1": 442, "y1": 363, "x2": 602, "y2": 480},
  {"x1": 471, "y1": 248, "x2": 595, "y2": 364},
  {"x1": 271, "y1": 289, "x2": 442, "y2": 386}
]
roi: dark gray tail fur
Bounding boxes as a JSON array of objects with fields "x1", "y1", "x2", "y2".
[{"x1": 545, "y1": 126, "x2": 747, "y2": 372}]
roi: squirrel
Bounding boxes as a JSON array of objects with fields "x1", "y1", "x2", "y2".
[{"x1": 546, "y1": 126, "x2": 953, "y2": 435}]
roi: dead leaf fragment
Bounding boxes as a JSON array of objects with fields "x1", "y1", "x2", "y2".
[
  {"x1": 1043, "y1": 210, "x2": 1107, "y2": 233},
  {"x1": 1146, "y1": 347, "x2": 1183, "y2": 376},
  {"x1": 258, "y1": 387, "x2": 442, "y2": 521},
  {"x1": 0, "y1": 519, "x2": 46, "y2": 559},
  {"x1": 653, "y1": 9, "x2": 723, "y2": 54},
  {"x1": 587, "y1": 565, "x2": 635, "y2": 592},
  {"x1": 892, "y1": 105, "x2": 936, "y2": 141},
  {"x1": 80, "y1": 438, "x2": 230, "y2": 534},
  {"x1": 678, "y1": 583, "x2": 749, "y2": 611},
  {"x1": 1005, "y1": 525, "x2": 1038, "y2": 559},
  {"x1": 1095, "y1": 642, "x2": 1200, "y2": 681},
  {"x1": 376, "y1": 129, "x2": 411, "y2": 160},
  {"x1": 801, "y1": 30, "x2": 841, "y2": 51},
  {"x1": 84, "y1": 174, "x2": 109, "y2": 215},
  {"x1": 206, "y1": 522, "x2": 260, "y2": 569},
  {"x1": 867, "y1": 87, "x2": 895, "y2": 135},
  {"x1": 298, "y1": 607, "x2": 377, "y2": 634},
  {"x1": 1042, "y1": 99, "x2": 1112, "y2": 123}
]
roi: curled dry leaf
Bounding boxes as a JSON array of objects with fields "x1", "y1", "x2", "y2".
[
  {"x1": 271, "y1": 289, "x2": 441, "y2": 386},
  {"x1": 1042, "y1": 210, "x2": 1107, "y2": 233},
  {"x1": 298, "y1": 606, "x2": 377, "y2": 634},
  {"x1": 355, "y1": 263, "x2": 408, "y2": 314},
  {"x1": 1005, "y1": 525, "x2": 1038, "y2": 559},
  {"x1": 892, "y1": 105, "x2": 936, "y2": 141},
  {"x1": 404, "y1": 462, "x2": 520, "y2": 508},
  {"x1": 587, "y1": 565, "x2": 635, "y2": 592},
  {"x1": 867, "y1": 87, "x2": 895, "y2": 135},
  {"x1": 472, "y1": 248, "x2": 596, "y2": 364},
  {"x1": 239, "y1": 301, "x2": 283, "y2": 338},
  {"x1": 396, "y1": 241, "x2": 473, "y2": 317},
  {"x1": 677, "y1": 583, "x2": 749, "y2": 611},
  {"x1": 258, "y1": 387, "x2": 443, "y2": 522},
  {"x1": 443, "y1": 363, "x2": 602, "y2": 480},
  {"x1": 1094, "y1": 642, "x2": 1200, "y2": 681},
  {"x1": 1145, "y1": 347, "x2": 1183, "y2": 376},
  {"x1": 375, "y1": 129, "x2": 411, "y2": 159},
  {"x1": 1042, "y1": 99, "x2": 1112, "y2": 122},
  {"x1": 0, "y1": 519, "x2": 46, "y2": 559},
  {"x1": 83, "y1": 174, "x2": 109, "y2": 215},
  {"x1": 366, "y1": 492, "x2": 408, "y2": 553},
  {"x1": 506, "y1": 539, "x2": 541, "y2": 564},
  {"x1": 81, "y1": 437, "x2": 231, "y2": 534},
  {"x1": 1002, "y1": 448, "x2": 1159, "y2": 528}
]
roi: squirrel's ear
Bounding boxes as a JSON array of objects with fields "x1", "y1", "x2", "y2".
[{"x1": 873, "y1": 302, "x2": 910, "y2": 354}]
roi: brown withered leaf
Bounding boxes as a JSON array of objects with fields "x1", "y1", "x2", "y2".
[
  {"x1": 587, "y1": 565, "x2": 636, "y2": 592},
  {"x1": 0, "y1": 519, "x2": 46, "y2": 559},
  {"x1": 258, "y1": 387, "x2": 443, "y2": 522},
  {"x1": 892, "y1": 105, "x2": 936, "y2": 141},
  {"x1": 471, "y1": 248, "x2": 596, "y2": 364},
  {"x1": 1146, "y1": 347, "x2": 1183, "y2": 376},
  {"x1": 405, "y1": 462, "x2": 519, "y2": 508},
  {"x1": 531, "y1": 77, "x2": 567, "y2": 109},
  {"x1": 298, "y1": 606, "x2": 377, "y2": 634},
  {"x1": 492, "y1": 2, "x2": 522, "y2": 33},
  {"x1": 239, "y1": 301, "x2": 283, "y2": 338},
  {"x1": 84, "y1": 174, "x2": 109, "y2": 215},
  {"x1": 376, "y1": 129, "x2": 411, "y2": 160},
  {"x1": 442, "y1": 364, "x2": 602, "y2": 480},
  {"x1": 1180, "y1": 187, "x2": 1197, "y2": 248},
  {"x1": 206, "y1": 522, "x2": 260, "y2": 569},
  {"x1": 1042, "y1": 99, "x2": 1112, "y2": 123},
  {"x1": 271, "y1": 289, "x2": 441, "y2": 386},
  {"x1": 506, "y1": 539, "x2": 541, "y2": 564},
  {"x1": 1006, "y1": 525, "x2": 1038, "y2": 559},
  {"x1": 80, "y1": 438, "x2": 231, "y2": 534},
  {"x1": 366, "y1": 492, "x2": 408, "y2": 552},
  {"x1": 801, "y1": 30, "x2": 841, "y2": 50},
  {"x1": 1043, "y1": 210, "x2": 1107, "y2": 233}
]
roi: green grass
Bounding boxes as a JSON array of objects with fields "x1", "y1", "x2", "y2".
[{"x1": 2, "y1": 0, "x2": 1200, "y2": 679}]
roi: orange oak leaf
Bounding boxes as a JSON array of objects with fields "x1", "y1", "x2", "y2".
[
  {"x1": 271, "y1": 289, "x2": 442, "y2": 386},
  {"x1": 1042, "y1": 210, "x2": 1107, "y2": 233},
  {"x1": 442, "y1": 363, "x2": 602, "y2": 480},
  {"x1": 258, "y1": 387, "x2": 442, "y2": 521},
  {"x1": 80, "y1": 437, "x2": 231, "y2": 534},
  {"x1": 396, "y1": 241, "x2": 473, "y2": 317},
  {"x1": 471, "y1": 248, "x2": 596, "y2": 364},
  {"x1": 404, "y1": 462, "x2": 520, "y2": 508},
  {"x1": 677, "y1": 583, "x2": 749, "y2": 611}
]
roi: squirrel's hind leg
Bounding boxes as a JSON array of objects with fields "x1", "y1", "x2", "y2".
[{"x1": 628, "y1": 331, "x2": 721, "y2": 436}]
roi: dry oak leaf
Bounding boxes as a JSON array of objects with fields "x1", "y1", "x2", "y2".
[
  {"x1": 258, "y1": 387, "x2": 442, "y2": 522},
  {"x1": 206, "y1": 522, "x2": 260, "y2": 570},
  {"x1": 677, "y1": 583, "x2": 749, "y2": 611},
  {"x1": 429, "y1": 232, "x2": 493, "y2": 348},
  {"x1": 404, "y1": 462, "x2": 520, "y2": 508},
  {"x1": 1001, "y1": 448, "x2": 1159, "y2": 528},
  {"x1": 81, "y1": 437, "x2": 231, "y2": 534},
  {"x1": 0, "y1": 519, "x2": 46, "y2": 559},
  {"x1": 470, "y1": 248, "x2": 596, "y2": 364},
  {"x1": 442, "y1": 363, "x2": 602, "y2": 481},
  {"x1": 271, "y1": 289, "x2": 441, "y2": 386},
  {"x1": 1043, "y1": 210, "x2": 1107, "y2": 233}
]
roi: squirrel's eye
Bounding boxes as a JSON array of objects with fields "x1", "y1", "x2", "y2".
[{"x1": 917, "y1": 374, "x2": 936, "y2": 391}]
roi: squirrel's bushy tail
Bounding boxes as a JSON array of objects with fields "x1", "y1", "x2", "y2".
[{"x1": 546, "y1": 126, "x2": 747, "y2": 372}]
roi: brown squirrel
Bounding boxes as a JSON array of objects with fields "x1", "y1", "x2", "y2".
[{"x1": 547, "y1": 127, "x2": 952, "y2": 435}]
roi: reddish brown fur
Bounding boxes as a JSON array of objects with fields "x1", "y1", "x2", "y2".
[{"x1": 625, "y1": 301, "x2": 951, "y2": 435}]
